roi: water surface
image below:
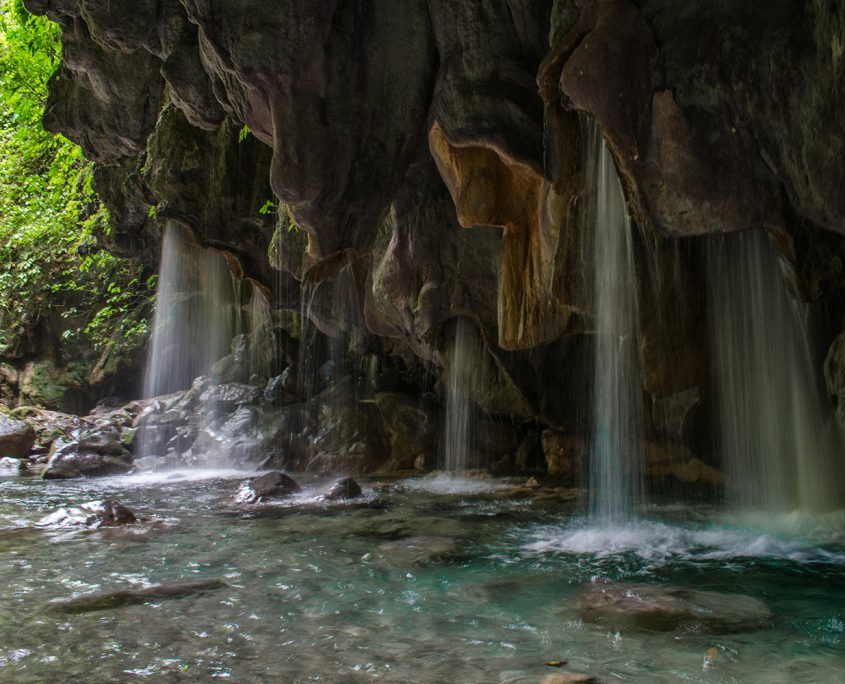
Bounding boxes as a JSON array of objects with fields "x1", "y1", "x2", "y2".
[{"x1": 1, "y1": 472, "x2": 844, "y2": 682}]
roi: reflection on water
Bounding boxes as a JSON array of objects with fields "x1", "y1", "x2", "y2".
[{"x1": 1, "y1": 473, "x2": 844, "y2": 682}]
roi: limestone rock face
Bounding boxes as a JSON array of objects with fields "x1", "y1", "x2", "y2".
[{"x1": 22, "y1": 0, "x2": 845, "y2": 478}]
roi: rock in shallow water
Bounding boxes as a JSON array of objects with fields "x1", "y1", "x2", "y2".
[
  {"x1": 235, "y1": 471, "x2": 300, "y2": 503},
  {"x1": 574, "y1": 582, "x2": 772, "y2": 634},
  {"x1": 320, "y1": 477, "x2": 363, "y2": 501},
  {"x1": 36, "y1": 499, "x2": 139, "y2": 529},
  {"x1": 50, "y1": 578, "x2": 228, "y2": 614},
  {"x1": 375, "y1": 536, "x2": 457, "y2": 566}
]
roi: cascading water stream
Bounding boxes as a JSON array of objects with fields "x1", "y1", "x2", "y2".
[
  {"x1": 141, "y1": 222, "x2": 238, "y2": 399},
  {"x1": 442, "y1": 317, "x2": 480, "y2": 473},
  {"x1": 707, "y1": 229, "x2": 842, "y2": 512},
  {"x1": 586, "y1": 122, "x2": 644, "y2": 521},
  {"x1": 136, "y1": 221, "x2": 257, "y2": 464},
  {"x1": 246, "y1": 285, "x2": 274, "y2": 381}
]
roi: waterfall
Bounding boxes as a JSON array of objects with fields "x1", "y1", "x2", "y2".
[
  {"x1": 442, "y1": 317, "x2": 486, "y2": 472},
  {"x1": 246, "y1": 284, "x2": 274, "y2": 382},
  {"x1": 586, "y1": 122, "x2": 644, "y2": 521},
  {"x1": 297, "y1": 253, "x2": 361, "y2": 403},
  {"x1": 707, "y1": 230, "x2": 842, "y2": 512},
  {"x1": 142, "y1": 222, "x2": 238, "y2": 398}
]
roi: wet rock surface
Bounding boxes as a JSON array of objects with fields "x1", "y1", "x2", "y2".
[
  {"x1": 320, "y1": 477, "x2": 363, "y2": 502},
  {"x1": 574, "y1": 582, "x2": 772, "y2": 634},
  {"x1": 42, "y1": 434, "x2": 133, "y2": 479},
  {"x1": 36, "y1": 499, "x2": 139, "y2": 529},
  {"x1": 235, "y1": 471, "x2": 301, "y2": 504}
]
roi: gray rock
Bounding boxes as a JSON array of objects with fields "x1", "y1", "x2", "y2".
[
  {"x1": 200, "y1": 383, "x2": 262, "y2": 410},
  {"x1": 0, "y1": 414, "x2": 36, "y2": 458},
  {"x1": 42, "y1": 434, "x2": 133, "y2": 479}
]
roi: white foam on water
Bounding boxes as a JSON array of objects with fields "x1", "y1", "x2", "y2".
[
  {"x1": 96, "y1": 469, "x2": 263, "y2": 488},
  {"x1": 521, "y1": 515, "x2": 845, "y2": 565},
  {"x1": 397, "y1": 473, "x2": 511, "y2": 496}
]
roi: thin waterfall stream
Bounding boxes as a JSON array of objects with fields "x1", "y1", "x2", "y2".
[
  {"x1": 141, "y1": 222, "x2": 238, "y2": 399},
  {"x1": 586, "y1": 122, "x2": 644, "y2": 521},
  {"x1": 442, "y1": 317, "x2": 483, "y2": 473}
]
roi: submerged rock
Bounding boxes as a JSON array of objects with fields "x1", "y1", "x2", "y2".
[
  {"x1": 50, "y1": 578, "x2": 228, "y2": 614},
  {"x1": 235, "y1": 471, "x2": 300, "y2": 503},
  {"x1": 541, "y1": 674, "x2": 595, "y2": 684},
  {"x1": 375, "y1": 536, "x2": 457, "y2": 566},
  {"x1": 36, "y1": 499, "x2": 139, "y2": 529},
  {"x1": 320, "y1": 477, "x2": 363, "y2": 501},
  {"x1": 574, "y1": 582, "x2": 772, "y2": 634},
  {"x1": 0, "y1": 414, "x2": 36, "y2": 458}
]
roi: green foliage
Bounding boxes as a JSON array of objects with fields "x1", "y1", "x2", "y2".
[
  {"x1": 0, "y1": 0, "x2": 154, "y2": 358},
  {"x1": 238, "y1": 124, "x2": 251, "y2": 143},
  {"x1": 260, "y1": 199, "x2": 300, "y2": 234}
]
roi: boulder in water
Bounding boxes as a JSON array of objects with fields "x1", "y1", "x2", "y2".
[
  {"x1": 0, "y1": 414, "x2": 36, "y2": 458},
  {"x1": 321, "y1": 477, "x2": 363, "y2": 501},
  {"x1": 574, "y1": 582, "x2": 772, "y2": 633},
  {"x1": 36, "y1": 499, "x2": 139, "y2": 529},
  {"x1": 235, "y1": 471, "x2": 300, "y2": 503}
]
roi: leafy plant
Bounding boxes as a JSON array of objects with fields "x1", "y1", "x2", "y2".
[{"x1": 0, "y1": 0, "x2": 154, "y2": 360}]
